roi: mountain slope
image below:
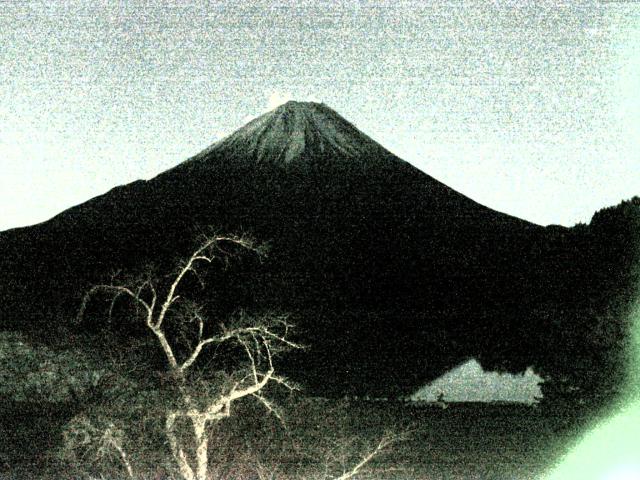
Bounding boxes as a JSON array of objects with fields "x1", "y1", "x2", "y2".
[
  {"x1": 1, "y1": 102, "x2": 637, "y2": 399},
  {"x1": 189, "y1": 101, "x2": 392, "y2": 166}
]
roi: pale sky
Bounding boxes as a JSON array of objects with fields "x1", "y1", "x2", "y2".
[{"x1": 1, "y1": 1, "x2": 639, "y2": 231}]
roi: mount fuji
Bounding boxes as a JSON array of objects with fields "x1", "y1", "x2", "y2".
[{"x1": 1, "y1": 101, "x2": 637, "y2": 399}]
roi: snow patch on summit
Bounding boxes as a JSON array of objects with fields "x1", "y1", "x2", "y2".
[{"x1": 192, "y1": 101, "x2": 395, "y2": 167}]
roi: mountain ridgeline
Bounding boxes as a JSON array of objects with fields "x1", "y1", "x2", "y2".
[{"x1": 1, "y1": 101, "x2": 638, "y2": 401}]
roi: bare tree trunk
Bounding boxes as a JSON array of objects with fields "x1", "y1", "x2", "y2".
[
  {"x1": 192, "y1": 415, "x2": 209, "y2": 480},
  {"x1": 166, "y1": 412, "x2": 196, "y2": 480},
  {"x1": 165, "y1": 409, "x2": 213, "y2": 480}
]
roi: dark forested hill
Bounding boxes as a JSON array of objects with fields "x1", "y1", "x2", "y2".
[{"x1": 1, "y1": 101, "x2": 638, "y2": 401}]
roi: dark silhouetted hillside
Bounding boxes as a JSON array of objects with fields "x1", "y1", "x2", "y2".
[{"x1": 1, "y1": 102, "x2": 637, "y2": 402}]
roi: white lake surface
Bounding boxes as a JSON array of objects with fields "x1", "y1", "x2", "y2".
[{"x1": 411, "y1": 359, "x2": 544, "y2": 404}]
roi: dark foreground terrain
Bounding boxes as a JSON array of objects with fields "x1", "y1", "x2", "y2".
[
  {"x1": 1, "y1": 101, "x2": 636, "y2": 479},
  {"x1": 1, "y1": 398, "x2": 597, "y2": 480}
]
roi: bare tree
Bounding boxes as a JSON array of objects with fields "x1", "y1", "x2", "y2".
[
  {"x1": 75, "y1": 233, "x2": 400, "y2": 480},
  {"x1": 79, "y1": 235, "x2": 301, "y2": 480}
]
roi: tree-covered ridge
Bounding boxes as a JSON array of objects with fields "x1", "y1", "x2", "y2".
[
  {"x1": 0, "y1": 331, "x2": 107, "y2": 404},
  {"x1": 536, "y1": 196, "x2": 640, "y2": 403}
]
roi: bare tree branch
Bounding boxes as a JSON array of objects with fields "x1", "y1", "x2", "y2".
[
  {"x1": 179, "y1": 337, "x2": 218, "y2": 372},
  {"x1": 331, "y1": 434, "x2": 398, "y2": 480},
  {"x1": 78, "y1": 233, "x2": 303, "y2": 480},
  {"x1": 79, "y1": 285, "x2": 151, "y2": 322},
  {"x1": 251, "y1": 393, "x2": 285, "y2": 425}
]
